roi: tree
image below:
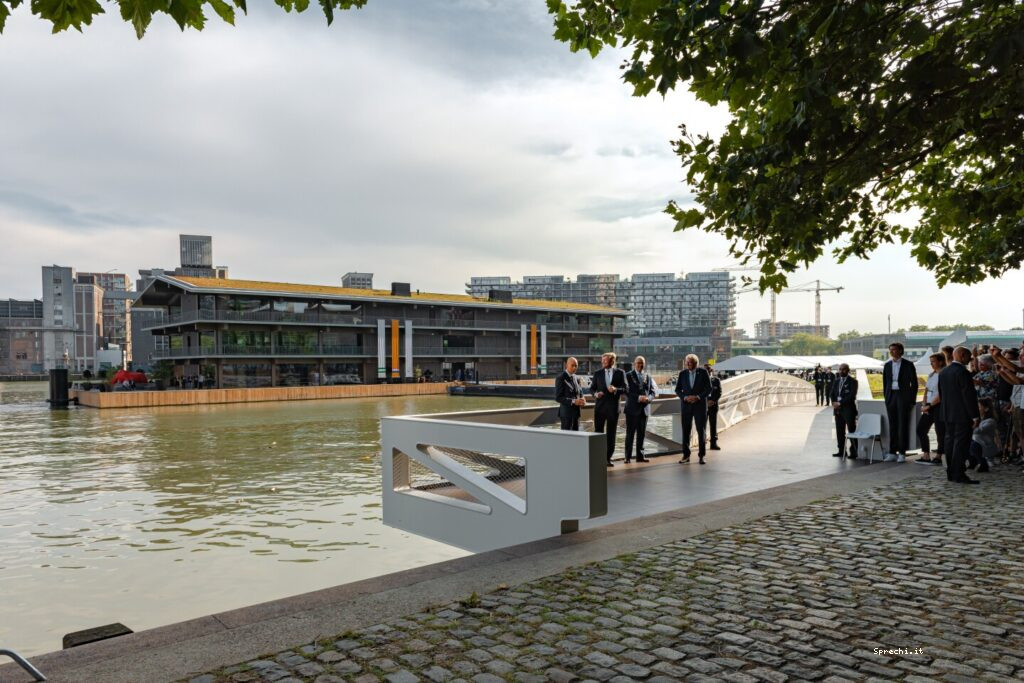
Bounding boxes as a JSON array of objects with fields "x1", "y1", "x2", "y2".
[
  {"x1": 548, "y1": 1, "x2": 1024, "y2": 292},
  {"x1": 781, "y1": 333, "x2": 840, "y2": 355},
  {"x1": 837, "y1": 330, "x2": 865, "y2": 341},
  {"x1": 0, "y1": 1, "x2": 366, "y2": 39}
]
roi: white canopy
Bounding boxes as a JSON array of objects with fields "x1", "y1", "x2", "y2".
[{"x1": 714, "y1": 354, "x2": 884, "y2": 372}]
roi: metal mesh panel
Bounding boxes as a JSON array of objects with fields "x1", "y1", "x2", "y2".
[{"x1": 393, "y1": 446, "x2": 526, "y2": 502}]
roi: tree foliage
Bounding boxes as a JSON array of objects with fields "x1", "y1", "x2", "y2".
[
  {"x1": 908, "y1": 323, "x2": 995, "y2": 331},
  {"x1": 0, "y1": 0, "x2": 367, "y2": 39},
  {"x1": 781, "y1": 332, "x2": 841, "y2": 355},
  {"x1": 548, "y1": 0, "x2": 1024, "y2": 292}
]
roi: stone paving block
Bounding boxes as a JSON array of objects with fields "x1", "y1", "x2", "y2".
[{"x1": 194, "y1": 471, "x2": 1024, "y2": 683}]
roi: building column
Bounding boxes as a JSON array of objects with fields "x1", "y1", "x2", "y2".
[
  {"x1": 390, "y1": 319, "x2": 400, "y2": 382},
  {"x1": 376, "y1": 319, "x2": 386, "y2": 382},
  {"x1": 520, "y1": 324, "x2": 527, "y2": 378},
  {"x1": 404, "y1": 319, "x2": 413, "y2": 382},
  {"x1": 540, "y1": 324, "x2": 548, "y2": 375},
  {"x1": 529, "y1": 324, "x2": 538, "y2": 375}
]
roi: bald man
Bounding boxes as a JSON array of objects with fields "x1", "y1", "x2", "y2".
[{"x1": 555, "y1": 357, "x2": 586, "y2": 431}]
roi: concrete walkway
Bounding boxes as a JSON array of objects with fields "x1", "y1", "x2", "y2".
[{"x1": 190, "y1": 468, "x2": 1023, "y2": 683}]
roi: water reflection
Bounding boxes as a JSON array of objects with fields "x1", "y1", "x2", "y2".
[{"x1": 0, "y1": 382, "x2": 542, "y2": 655}]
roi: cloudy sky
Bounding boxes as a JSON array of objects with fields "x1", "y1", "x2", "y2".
[{"x1": 1, "y1": 0, "x2": 1021, "y2": 335}]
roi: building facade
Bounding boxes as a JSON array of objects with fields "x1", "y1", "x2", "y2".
[
  {"x1": 0, "y1": 299, "x2": 45, "y2": 375},
  {"x1": 73, "y1": 281, "x2": 104, "y2": 372},
  {"x1": 342, "y1": 272, "x2": 374, "y2": 289},
  {"x1": 754, "y1": 320, "x2": 831, "y2": 341},
  {"x1": 136, "y1": 275, "x2": 626, "y2": 387},
  {"x1": 77, "y1": 272, "x2": 133, "y2": 362},
  {"x1": 468, "y1": 271, "x2": 735, "y2": 364},
  {"x1": 41, "y1": 265, "x2": 77, "y2": 370}
]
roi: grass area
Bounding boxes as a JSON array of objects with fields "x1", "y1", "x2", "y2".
[{"x1": 866, "y1": 373, "x2": 928, "y2": 399}]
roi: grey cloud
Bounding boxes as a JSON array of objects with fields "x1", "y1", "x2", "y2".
[
  {"x1": 577, "y1": 196, "x2": 676, "y2": 223},
  {"x1": 0, "y1": 188, "x2": 159, "y2": 228}
]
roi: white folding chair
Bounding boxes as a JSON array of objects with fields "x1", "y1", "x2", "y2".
[{"x1": 847, "y1": 413, "x2": 882, "y2": 463}]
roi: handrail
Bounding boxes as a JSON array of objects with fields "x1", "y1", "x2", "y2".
[
  {"x1": 381, "y1": 370, "x2": 814, "y2": 551},
  {"x1": 144, "y1": 309, "x2": 623, "y2": 333},
  {"x1": 0, "y1": 648, "x2": 46, "y2": 681}
]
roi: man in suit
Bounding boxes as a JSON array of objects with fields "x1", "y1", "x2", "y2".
[
  {"x1": 624, "y1": 355, "x2": 659, "y2": 463},
  {"x1": 705, "y1": 363, "x2": 723, "y2": 450},
  {"x1": 830, "y1": 363, "x2": 859, "y2": 458},
  {"x1": 883, "y1": 342, "x2": 920, "y2": 462},
  {"x1": 813, "y1": 365, "x2": 827, "y2": 406},
  {"x1": 555, "y1": 356, "x2": 586, "y2": 431},
  {"x1": 824, "y1": 366, "x2": 836, "y2": 404},
  {"x1": 675, "y1": 353, "x2": 711, "y2": 464},
  {"x1": 939, "y1": 346, "x2": 981, "y2": 484},
  {"x1": 590, "y1": 352, "x2": 627, "y2": 467}
]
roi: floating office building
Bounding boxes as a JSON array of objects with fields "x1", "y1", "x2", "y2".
[{"x1": 135, "y1": 275, "x2": 626, "y2": 387}]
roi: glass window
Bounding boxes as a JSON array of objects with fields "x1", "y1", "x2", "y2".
[
  {"x1": 324, "y1": 362, "x2": 362, "y2": 385},
  {"x1": 221, "y1": 363, "x2": 272, "y2": 388},
  {"x1": 278, "y1": 363, "x2": 317, "y2": 386}
]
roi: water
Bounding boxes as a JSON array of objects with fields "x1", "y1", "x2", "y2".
[{"x1": 0, "y1": 382, "x2": 543, "y2": 656}]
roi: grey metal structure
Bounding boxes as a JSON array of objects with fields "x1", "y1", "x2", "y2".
[
  {"x1": 381, "y1": 370, "x2": 814, "y2": 551},
  {"x1": 0, "y1": 648, "x2": 46, "y2": 681}
]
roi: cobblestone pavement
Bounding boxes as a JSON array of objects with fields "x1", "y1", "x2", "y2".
[{"x1": 189, "y1": 468, "x2": 1024, "y2": 683}]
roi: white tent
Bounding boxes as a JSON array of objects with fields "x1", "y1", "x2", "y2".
[{"x1": 713, "y1": 354, "x2": 884, "y2": 372}]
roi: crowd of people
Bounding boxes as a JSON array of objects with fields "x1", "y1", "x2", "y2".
[
  {"x1": 829, "y1": 341, "x2": 1024, "y2": 485},
  {"x1": 555, "y1": 352, "x2": 723, "y2": 468}
]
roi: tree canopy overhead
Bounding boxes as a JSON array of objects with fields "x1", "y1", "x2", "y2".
[
  {"x1": 548, "y1": 0, "x2": 1024, "y2": 292},
  {"x1": 0, "y1": 1, "x2": 366, "y2": 39}
]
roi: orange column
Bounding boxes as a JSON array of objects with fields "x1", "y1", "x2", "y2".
[
  {"x1": 529, "y1": 324, "x2": 538, "y2": 375},
  {"x1": 391, "y1": 319, "x2": 400, "y2": 380}
]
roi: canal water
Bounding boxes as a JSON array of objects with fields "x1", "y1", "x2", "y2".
[{"x1": 0, "y1": 382, "x2": 544, "y2": 656}]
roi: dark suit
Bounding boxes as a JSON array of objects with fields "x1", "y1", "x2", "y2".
[
  {"x1": 555, "y1": 370, "x2": 583, "y2": 431},
  {"x1": 883, "y1": 358, "x2": 919, "y2": 454},
  {"x1": 590, "y1": 367, "x2": 627, "y2": 462},
  {"x1": 706, "y1": 375, "x2": 723, "y2": 446},
  {"x1": 938, "y1": 362, "x2": 979, "y2": 481},
  {"x1": 830, "y1": 374, "x2": 859, "y2": 456},
  {"x1": 675, "y1": 367, "x2": 711, "y2": 459},
  {"x1": 624, "y1": 370, "x2": 656, "y2": 461},
  {"x1": 813, "y1": 369, "x2": 827, "y2": 405}
]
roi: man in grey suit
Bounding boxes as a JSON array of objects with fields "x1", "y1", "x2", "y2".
[
  {"x1": 555, "y1": 357, "x2": 586, "y2": 431},
  {"x1": 939, "y1": 346, "x2": 980, "y2": 484}
]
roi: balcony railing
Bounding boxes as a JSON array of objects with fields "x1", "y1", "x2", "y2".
[
  {"x1": 152, "y1": 345, "x2": 371, "y2": 358},
  {"x1": 144, "y1": 309, "x2": 625, "y2": 333}
]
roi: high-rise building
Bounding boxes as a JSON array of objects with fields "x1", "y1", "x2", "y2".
[
  {"x1": 77, "y1": 272, "x2": 133, "y2": 361},
  {"x1": 73, "y1": 280, "x2": 104, "y2": 372},
  {"x1": 180, "y1": 234, "x2": 213, "y2": 269},
  {"x1": 754, "y1": 320, "x2": 830, "y2": 340},
  {"x1": 469, "y1": 273, "x2": 735, "y2": 333},
  {"x1": 342, "y1": 272, "x2": 374, "y2": 289},
  {"x1": 468, "y1": 271, "x2": 736, "y2": 368},
  {"x1": 41, "y1": 265, "x2": 77, "y2": 370},
  {"x1": 176, "y1": 234, "x2": 229, "y2": 278},
  {"x1": 0, "y1": 299, "x2": 45, "y2": 375}
]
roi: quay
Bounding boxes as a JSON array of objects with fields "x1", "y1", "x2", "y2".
[{"x1": 6, "y1": 400, "x2": 1019, "y2": 682}]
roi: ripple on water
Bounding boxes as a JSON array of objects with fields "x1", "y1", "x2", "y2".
[{"x1": 1, "y1": 383, "x2": 539, "y2": 655}]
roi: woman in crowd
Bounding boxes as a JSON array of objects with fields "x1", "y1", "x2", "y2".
[
  {"x1": 916, "y1": 353, "x2": 945, "y2": 465},
  {"x1": 967, "y1": 398, "x2": 997, "y2": 473}
]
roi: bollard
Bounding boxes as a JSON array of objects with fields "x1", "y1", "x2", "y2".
[{"x1": 47, "y1": 368, "x2": 69, "y2": 408}]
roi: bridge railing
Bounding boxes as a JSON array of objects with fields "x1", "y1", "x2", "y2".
[{"x1": 381, "y1": 370, "x2": 814, "y2": 551}]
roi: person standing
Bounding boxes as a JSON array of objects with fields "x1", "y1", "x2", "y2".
[
  {"x1": 939, "y1": 346, "x2": 980, "y2": 484},
  {"x1": 915, "y1": 353, "x2": 946, "y2": 465},
  {"x1": 590, "y1": 352, "x2": 627, "y2": 467},
  {"x1": 813, "y1": 365, "x2": 827, "y2": 406},
  {"x1": 883, "y1": 342, "x2": 919, "y2": 462},
  {"x1": 824, "y1": 366, "x2": 836, "y2": 405},
  {"x1": 705, "y1": 363, "x2": 723, "y2": 450},
  {"x1": 624, "y1": 356, "x2": 658, "y2": 463},
  {"x1": 830, "y1": 363, "x2": 859, "y2": 458},
  {"x1": 555, "y1": 356, "x2": 586, "y2": 431},
  {"x1": 675, "y1": 354, "x2": 711, "y2": 464}
]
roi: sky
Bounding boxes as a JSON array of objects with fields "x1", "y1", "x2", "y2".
[{"x1": 1, "y1": 0, "x2": 1021, "y2": 336}]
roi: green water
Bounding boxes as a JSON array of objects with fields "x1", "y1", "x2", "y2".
[{"x1": 0, "y1": 382, "x2": 543, "y2": 656}]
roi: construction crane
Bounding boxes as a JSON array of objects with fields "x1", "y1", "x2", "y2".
[
  {"x1": 713, "y1": 265, "x2": 783, "y2": 324},
  {"x1": 781, "y1": 280, "x2": 844, "y2": 330}
]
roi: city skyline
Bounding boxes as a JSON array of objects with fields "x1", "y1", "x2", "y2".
[{"x1": 1, "y1": 1, "x2": 1022, "y2": 335}]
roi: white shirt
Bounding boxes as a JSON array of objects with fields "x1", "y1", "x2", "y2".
[
  {"x1": 925, "y1": 372, "x2": 940, "y2": 404},
  {"x1": 688, "y1": 369, "x2": 696, "y2": 387},
  {"x1": 890, "y1": 358, "x2": 902, "y2": 390},
  {"x1": 836, "y1": 376, "x2": 846, "y2": 396},
  {"x1": 605, "y1": 368, "x2": 613, "y2": 388}
]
